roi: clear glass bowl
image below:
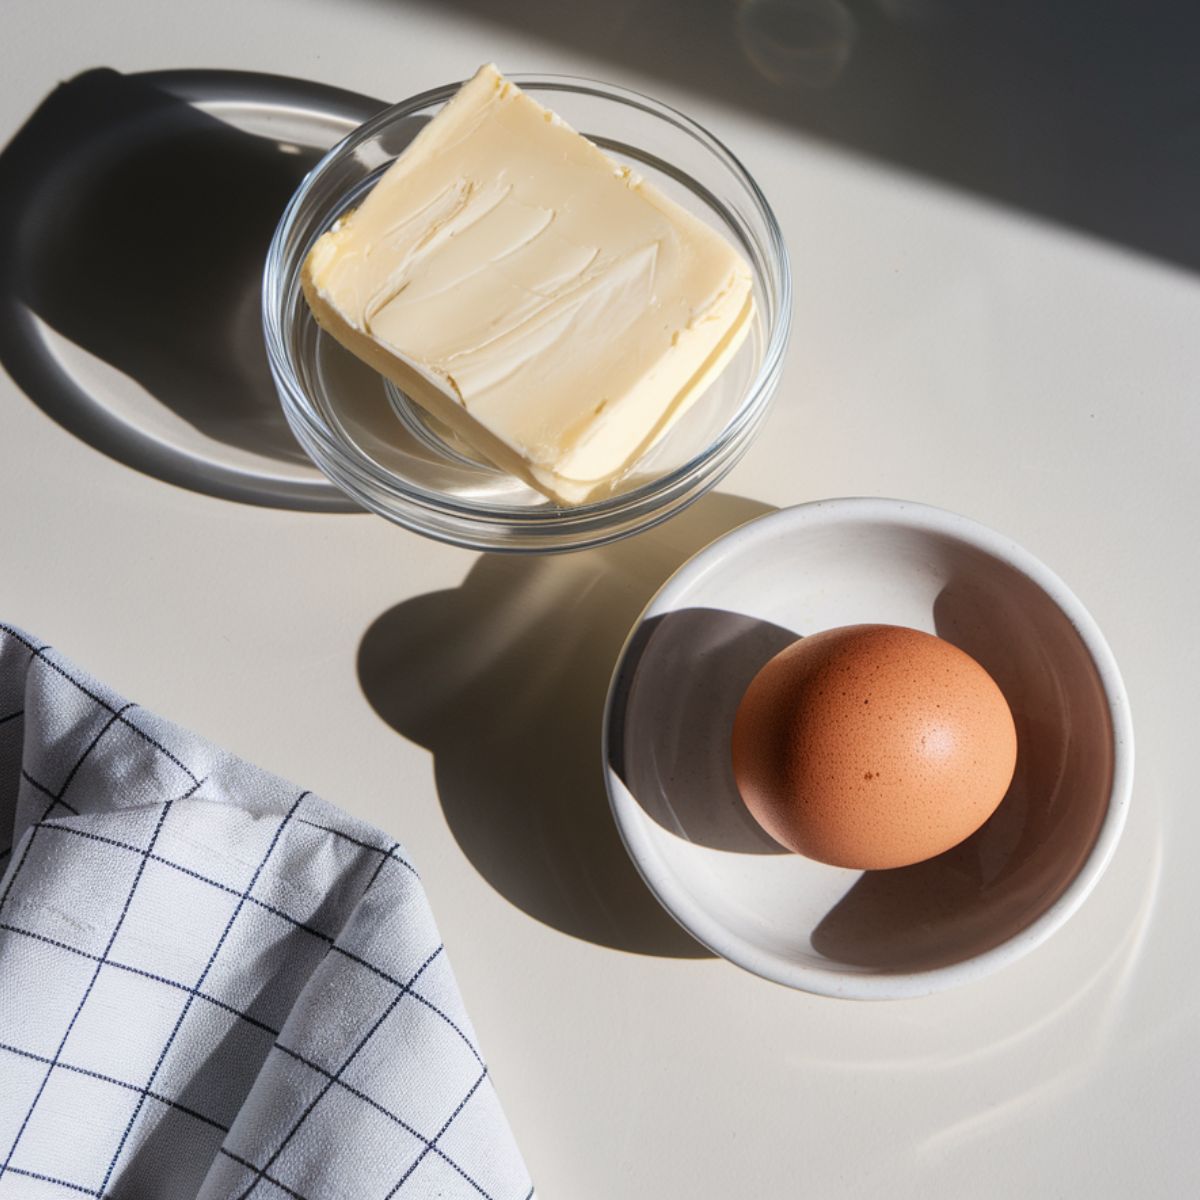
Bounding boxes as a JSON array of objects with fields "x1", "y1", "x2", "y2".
[{"x1": 263, "y1": 75, "x2": 791, "y2": 552}]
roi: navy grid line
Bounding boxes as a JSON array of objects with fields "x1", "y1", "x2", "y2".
[
  {"x1": 46, "y1": 702, "x2": 137, "y2": 816},
  {"x1": 0, "y1": 781, "x2": 196, "y2": 1181},
  {"x1": 330, "y1": 943, "x2": 484, "y2": 1066},
  {"x1": 31, "y1": 821, "x2": 338, "y2": 944},
  {"x1": 274, "y1": 1043, "x2": 498, "y2": 1200},
  {"x1": 5, "y1": 1165, "x2": 95, "y2": 1196},
  {"x1": 233, "y1": 944, "x2": 445, "y2": 1200},
  {"x1": 296, "y1": 818, "x2": 420, "y2": 879},
  {"x1": 0, "y1": 826, "x2": 40, "y2": 913},
  {"x1": 0, "y1": 623, "x2": 201, "y2": 788},
  {"x1": 0, "y1": 1041, "x2": 230, "y2": 1135},
  {"x1": 20, "y1": 768, "x2": 80, "y2": 816},
  {"x1": 364, "y1": 839, "x2": 403, "y2": 895},
  {"x1": 0, "y1": 708, "x2": 23, "y2": 724},
  {"x1": 0, "y1": 626, "x2": 45, "y2": 655},
  {"x1": 0, "y1": 922, "x2": 280, "y2": 1038},
  {"x1": 95, "y1": 791, "x2": 309, "y2": 1199},
  {"x1": 385, "y1": 1067, "x2": 490, "y2": 1199},
  {"x1": 25, "y1": 820, "x2": 481, "y2": 1061},
  {"x1": 404, "y1": 989, "x2": 485, "y2": 1067},
  {"x1": 220, "y1": 1150, "x2": 311, "y2": 1200}
]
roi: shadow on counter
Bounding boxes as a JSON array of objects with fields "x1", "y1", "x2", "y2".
[
  {"x1": 401, "y1": 0, "x2": 1200, "y2": 275},
  {"x1": 0, "y1": 67, "x2": 383, "y2": 510},
  {"x1": 357, "y1": 492, "x2": 777, "y2": 958}
]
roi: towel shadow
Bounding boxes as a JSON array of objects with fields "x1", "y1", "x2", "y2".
[
  {"x1": 0, "y1": 67, "x2": 384, "y2": 509},
  {"x1": 111, "y1": 872, "x2": 365, "y2": 1195},
  {"x1": 357, "y1": 493, "x2": 776, "y2": 958}
]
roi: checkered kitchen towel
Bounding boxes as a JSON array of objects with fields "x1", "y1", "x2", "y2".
[{"x1": 0, "y1": 625, "x2": 534, "y2": 1200}]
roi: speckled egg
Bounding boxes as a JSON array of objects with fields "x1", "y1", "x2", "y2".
[{"x1": 731, "y1": 624, "x2": 1018, "y2": 870}]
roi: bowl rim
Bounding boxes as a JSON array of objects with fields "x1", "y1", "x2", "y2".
[
  {"x1": 602, "y1": 497, "x2": 1136, "y2": 999},
  {"x1": 262, "y1": 71, "x2": 793, "y2": 551}
]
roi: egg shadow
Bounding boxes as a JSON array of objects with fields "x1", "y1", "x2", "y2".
[
  {"x1": 607, "y1": 608, "x2": 795, "y2": 854},
  {"x1": 0, "y1": 67, "x2": 386, "y2": 509},
  {"x1": 357, "y1": 493, "x2": 776, "y2": 957},
  {"x1": 810, "y1": 572, "x2": 1114, "y2": 973}
]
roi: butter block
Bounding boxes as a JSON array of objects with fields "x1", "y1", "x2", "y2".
[{"x1": 303, "y1": 64, "x2": 754, "y2": 505}]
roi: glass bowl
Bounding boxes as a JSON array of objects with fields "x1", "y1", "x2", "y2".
[{"x1": 263, "y1": 74, "x2": 791, "y2": 552}]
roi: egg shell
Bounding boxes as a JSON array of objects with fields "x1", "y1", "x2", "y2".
[{"x1": 731, "y1": 624, "x2": 1018, "y2": 870}]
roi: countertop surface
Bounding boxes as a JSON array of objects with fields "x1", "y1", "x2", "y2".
[{"x1": 2, "y1": 2, "x2": 1197, "y2": 1196}]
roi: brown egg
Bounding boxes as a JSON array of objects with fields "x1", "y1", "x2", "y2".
[{"x1": 731, "y1": 624, "x2": 1017, "y2": 870}]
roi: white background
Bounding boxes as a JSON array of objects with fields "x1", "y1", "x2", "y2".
[{"x1": 2, "y1": 2, "x2": 1197, "y2": 1196}]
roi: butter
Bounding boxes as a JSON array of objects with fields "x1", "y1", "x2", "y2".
[{"x1": 303, "y1": 64, "x2": 754, "y2": 505}]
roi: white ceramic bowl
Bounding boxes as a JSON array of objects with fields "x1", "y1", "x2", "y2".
[{"x1": 603, "y1": 498, "x2": 1134, "y2": 998}]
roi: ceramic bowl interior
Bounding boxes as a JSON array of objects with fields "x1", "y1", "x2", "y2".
[
  {"x1": 604, "y1": 499, "x2": 1133, "y2": 998},
  {"x1": 263, "y1": 74, "x2": 791, "y2": 552}
]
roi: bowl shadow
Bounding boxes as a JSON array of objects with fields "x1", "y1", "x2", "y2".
[
  {"x1": 0, "y1": 67, "x2": 385, "y2": 509},
  {"x1": 357, "y1": 492, "x2": 776, "y2": 958}
]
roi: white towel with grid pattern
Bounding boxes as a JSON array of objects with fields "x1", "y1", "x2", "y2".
[{"x1": 0, "y1": 624, "x2": 534, "y2": 1200}]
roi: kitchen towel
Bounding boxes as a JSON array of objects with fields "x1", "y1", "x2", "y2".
[{"x1": 0, "y1": 624, "x2": 534, "y2": 1200}]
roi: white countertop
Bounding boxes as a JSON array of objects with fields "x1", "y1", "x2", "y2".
[{"x1": 3, "y1": 2, "x2": 1197, "y2": 1196}]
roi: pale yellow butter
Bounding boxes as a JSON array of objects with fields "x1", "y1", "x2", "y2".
[{"x1": 302, "y1": 64, "x2": 754, "y2": 505}]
